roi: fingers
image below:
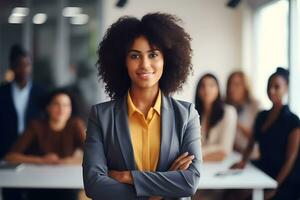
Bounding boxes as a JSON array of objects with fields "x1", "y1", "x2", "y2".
[
  {"x1": 169, "y1": 152, "x2": 188, "y2": 170},
  {"x1": 230, "y1": 161, "x2": 245, "y2": 169},
  {"x1": 170, "y1": 152, "x2": 195, "y2": 171},
  {"x1": 176, "y1": 155, "x2": 194, "y2": 170},
  {"x1": 174, "y1": 152, "x2": 189, "y2": 163},
  {"x1": 179, "y1": 160, "x2": 193, "y2": 170}
]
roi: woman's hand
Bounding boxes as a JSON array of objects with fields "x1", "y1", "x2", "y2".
[
  {"x1": 230, "y1": 160, "x2": 246, "y2": 169},
  {"x1": 58, "y1": 149, "x2": 83, "y2": 165},
  {"x1": 109, "y1": 152, "x2": 194, "y2": 200},
  {"x1": 108, "y1": 170, "x2": 133, "y2": 184},
  {"x1": 169, "y1": 152, "x2": 195, "y2": 171},
  {"x1": 41, "y1": 153, "x2": 60, "y2": 164}
]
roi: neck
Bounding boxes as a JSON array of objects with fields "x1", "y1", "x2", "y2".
[
  {"x1": 15, "y1": 79, "x2": 28, "y2": 89},
  {"x1": 203, "y1": 102, "x2": 212, "y2": 114},
  {"x1": 129, "y1": 85, "x2": 159, "y2": 116},
  {"x1": 232, "y1": 98, "x2": 246, "y2": 107},
  {"x1": 49, "y1": 119, "x2": 67, "y2": 132},
  {"x1": 272, "y1": 102, "x2": 283, "y2": 111}
]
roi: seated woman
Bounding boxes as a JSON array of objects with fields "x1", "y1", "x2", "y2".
[
  {"x1": 226, "y1": 71, "x2": 260, "y2": 159},
  {"x1": 232, "y1": 68, "x2": 300, "y2": 200},
  {"x1": 195, "y1": 73, "x2": 237, "y2": 162},
  {"x1": 5, "y1": 89, "x2": 85, "y2": 200}
]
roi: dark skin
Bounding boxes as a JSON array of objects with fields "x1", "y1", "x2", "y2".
[
  {"x1": 12, "y1": 56, "x2": 32, "y2": 89},
  {"x1": 108, "y1": 36, "x2": 196, "y2": 200},
  {"x1": 231, "y1": 76, "x2": 300, "y2": 200}
]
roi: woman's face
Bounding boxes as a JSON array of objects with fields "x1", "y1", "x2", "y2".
[
  {"x1": 47, "y1": 94, "x2": 72, "y2": 123},
  {"x1": 198, "y1": 77, "x2": 219, "y2": 105},
  {"x1": 126, "y1": 36, "x2": 164, "y2": 91},
  {"x1": 268, "y1": 75, "x2": 288, "y2": 104},
  {"x1": 228, "y1": 74, "x2": 246, "y2": 103}
]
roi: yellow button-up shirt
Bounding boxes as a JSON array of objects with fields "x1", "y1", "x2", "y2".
[{"x1": 127, "y1": 91, "x2": 161, "y2": 171}]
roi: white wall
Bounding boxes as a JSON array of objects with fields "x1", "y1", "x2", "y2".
[{"x1": 101, "y1": 0, "x2": 243, "y2": 102}]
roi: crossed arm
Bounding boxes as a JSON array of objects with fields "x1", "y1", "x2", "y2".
[{"x1": 83, "y1": 105, "x2": 202, "y2": 200}]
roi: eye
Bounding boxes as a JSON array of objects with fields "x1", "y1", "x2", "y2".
[
  {"x1": 129, "y1": 53, "x2": 140, "y2": 59},
  {"x1": 149, "y1": 52, "x2": 158, "y2": 59}
]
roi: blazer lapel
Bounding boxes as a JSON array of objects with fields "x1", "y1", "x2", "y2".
[
  {"x1": 114, "y1": 97, "x2": 136, "y2": 170},
  {"x1": 157, "y1": 95, "x2": 174, "y2": 171},
  {"x1": 7, "y1": 84, "x2": 18, "y2": 126}
]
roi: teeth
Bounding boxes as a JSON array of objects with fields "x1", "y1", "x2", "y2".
[{"x1": 138, "y1": 72, "x2": 154, "y2": 78}]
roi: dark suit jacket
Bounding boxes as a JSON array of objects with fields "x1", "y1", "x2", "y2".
[
  {"x1": 83, "y1": 94, "x2": 202, "y2": 200},
  {"x1": 0, "y1": 82, "x2": 46, "y2": 159}
]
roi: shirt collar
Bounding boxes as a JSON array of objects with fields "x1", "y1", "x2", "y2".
[
  {"x1": 12, "y1": 79, "x2": 32, "y2": 92},
  {"x1": 127, "y1": 90, "x2": 161, "y2": 117}
]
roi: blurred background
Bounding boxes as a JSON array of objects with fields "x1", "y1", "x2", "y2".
[
  {"x1": 0, "y1": 1, "x2": 300, "y2": 200},
  {"x1": 0, "y1": 0, "x2": 299, "y2": 115}
]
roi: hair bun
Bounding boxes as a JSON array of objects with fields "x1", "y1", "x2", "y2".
[{"x1": 275, "y1": 67, "x2": 289, "y2": 83}]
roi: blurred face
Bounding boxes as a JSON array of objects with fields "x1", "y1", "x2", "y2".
[
  {"x1": 13, "y1": 56, "x2": 32, "y2": 83},
  {"x1": 268, "y1": 75, "x2": 288, "y2": 104},
  {"x1": 198, "y1": 77, "x2": 219, "y2": 105},
  {"x1": 47, "y1": 94, "x2": 72, "y2": 123},
  {"x1": 228, "y1": 74, "x2": 246, "y2": 103},
  {"x1": 126, "y1": 36, "x2": 164, "y2": 91}
]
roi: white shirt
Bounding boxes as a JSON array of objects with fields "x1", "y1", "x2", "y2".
[
  {"x1": 234, "y1": 100, "x2": 261, "y2": 159},
  {"x1": 202, "y1": 105, "x2": 237, "y2": 157},
  {"x1": 12, "y1": 81, "x2": 32, "y2": 135}
]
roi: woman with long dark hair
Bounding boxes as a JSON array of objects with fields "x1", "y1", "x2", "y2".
[
  {"x1": 226, "y1": 71, "x2": 260, "y2": 158},
  {"x1": 195, "y1": 73, "x2": 237, "y2": 161}
]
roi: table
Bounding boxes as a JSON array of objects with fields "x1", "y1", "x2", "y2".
[
  {"x1": 0, "y1": 165, "x2": 83, "y2": 200},
  {"x1": 198, "y1": 153, "x2": 277, "y2": 200},
  {"x1": 0, "y1": 153, "x2": 277, "y2": 200}
]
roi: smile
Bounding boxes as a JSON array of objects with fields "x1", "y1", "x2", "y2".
[{"x1": 136, "y1": 72, "x2": 155, "y2": 79}]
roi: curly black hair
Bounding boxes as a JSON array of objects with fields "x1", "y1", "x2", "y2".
[{"x1": 97, "y1": 12, "x2": 193, "y2": 99}]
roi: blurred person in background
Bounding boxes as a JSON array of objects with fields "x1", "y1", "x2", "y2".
[
  {"x1": 195, "y1": 73, "x2": 237, "y2": 162},
  {"x1": 0, "y1": 44, "x2": 46, "y2": 160},
  {"x1": 5, "y1": 89, "x2": 85, "y2": 200},
  {"x1": 231, "y1": 68, "x2": 300, "y2": 200},
  {"x1": 226, "y1": 71, "x2": 260, "y2": 159}
]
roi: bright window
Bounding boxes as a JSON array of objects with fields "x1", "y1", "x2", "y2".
[
  {"x1": 255, "y1": 0, "x2": 289, "y2": 109},
  {"x1": 290, "y1": 0, "x2": 300, "y2": 116}
]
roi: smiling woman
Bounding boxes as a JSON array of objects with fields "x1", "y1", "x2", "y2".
[{"x1": 83, "y1": 12, "x2": 202, "y2": 200}]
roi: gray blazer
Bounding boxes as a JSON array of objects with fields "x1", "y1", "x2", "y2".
[{"x1": 83, "y1": 94, "x2": 202, "y2": 200}]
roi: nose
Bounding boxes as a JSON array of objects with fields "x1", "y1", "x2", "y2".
[{"x1": 140, "y1": 55, "x2": 151, "y2": 69}]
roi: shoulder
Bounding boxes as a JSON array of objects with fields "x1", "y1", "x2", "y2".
[
  {"x1": 26, "y1": 119, "x2": 46, "y2": 133},
  {"x1": 169, "y1": 97, "x2": 193, "y2": 110},
  {"x1": 254, "y1": 110, "x2": 268, "y2": 125},
  {"x1": 0, "y1": 82, "x2": 11, "y2": 93},
  {"x1": 223, "y1": 104, "x2": 237, "y2": 117},
  {"x1": 69, "y1": 117, "x2": 85, "y2": 128},
  {"x1": 284, "y1": 108, "x2": 300, "y2": 128},
  {"x1": 243, "y1": 99, "x2": 261, "y2": 113},
  {"x1": 92, "y1": 99, "x2": 118, "y2": 113},
  {"x1": 167, "y1": 96, "x2": 199, "y2": 121},
  {"x1": 88, "y1": 99, "x2": 120, "y2": 123},
  {"x1": 257, "y1": 109, "x2": 268, "y2": 118}
]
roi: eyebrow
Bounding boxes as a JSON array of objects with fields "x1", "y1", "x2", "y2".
[{"x1": 127, "y1": 49, "x2": 160, "y2": 53}]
